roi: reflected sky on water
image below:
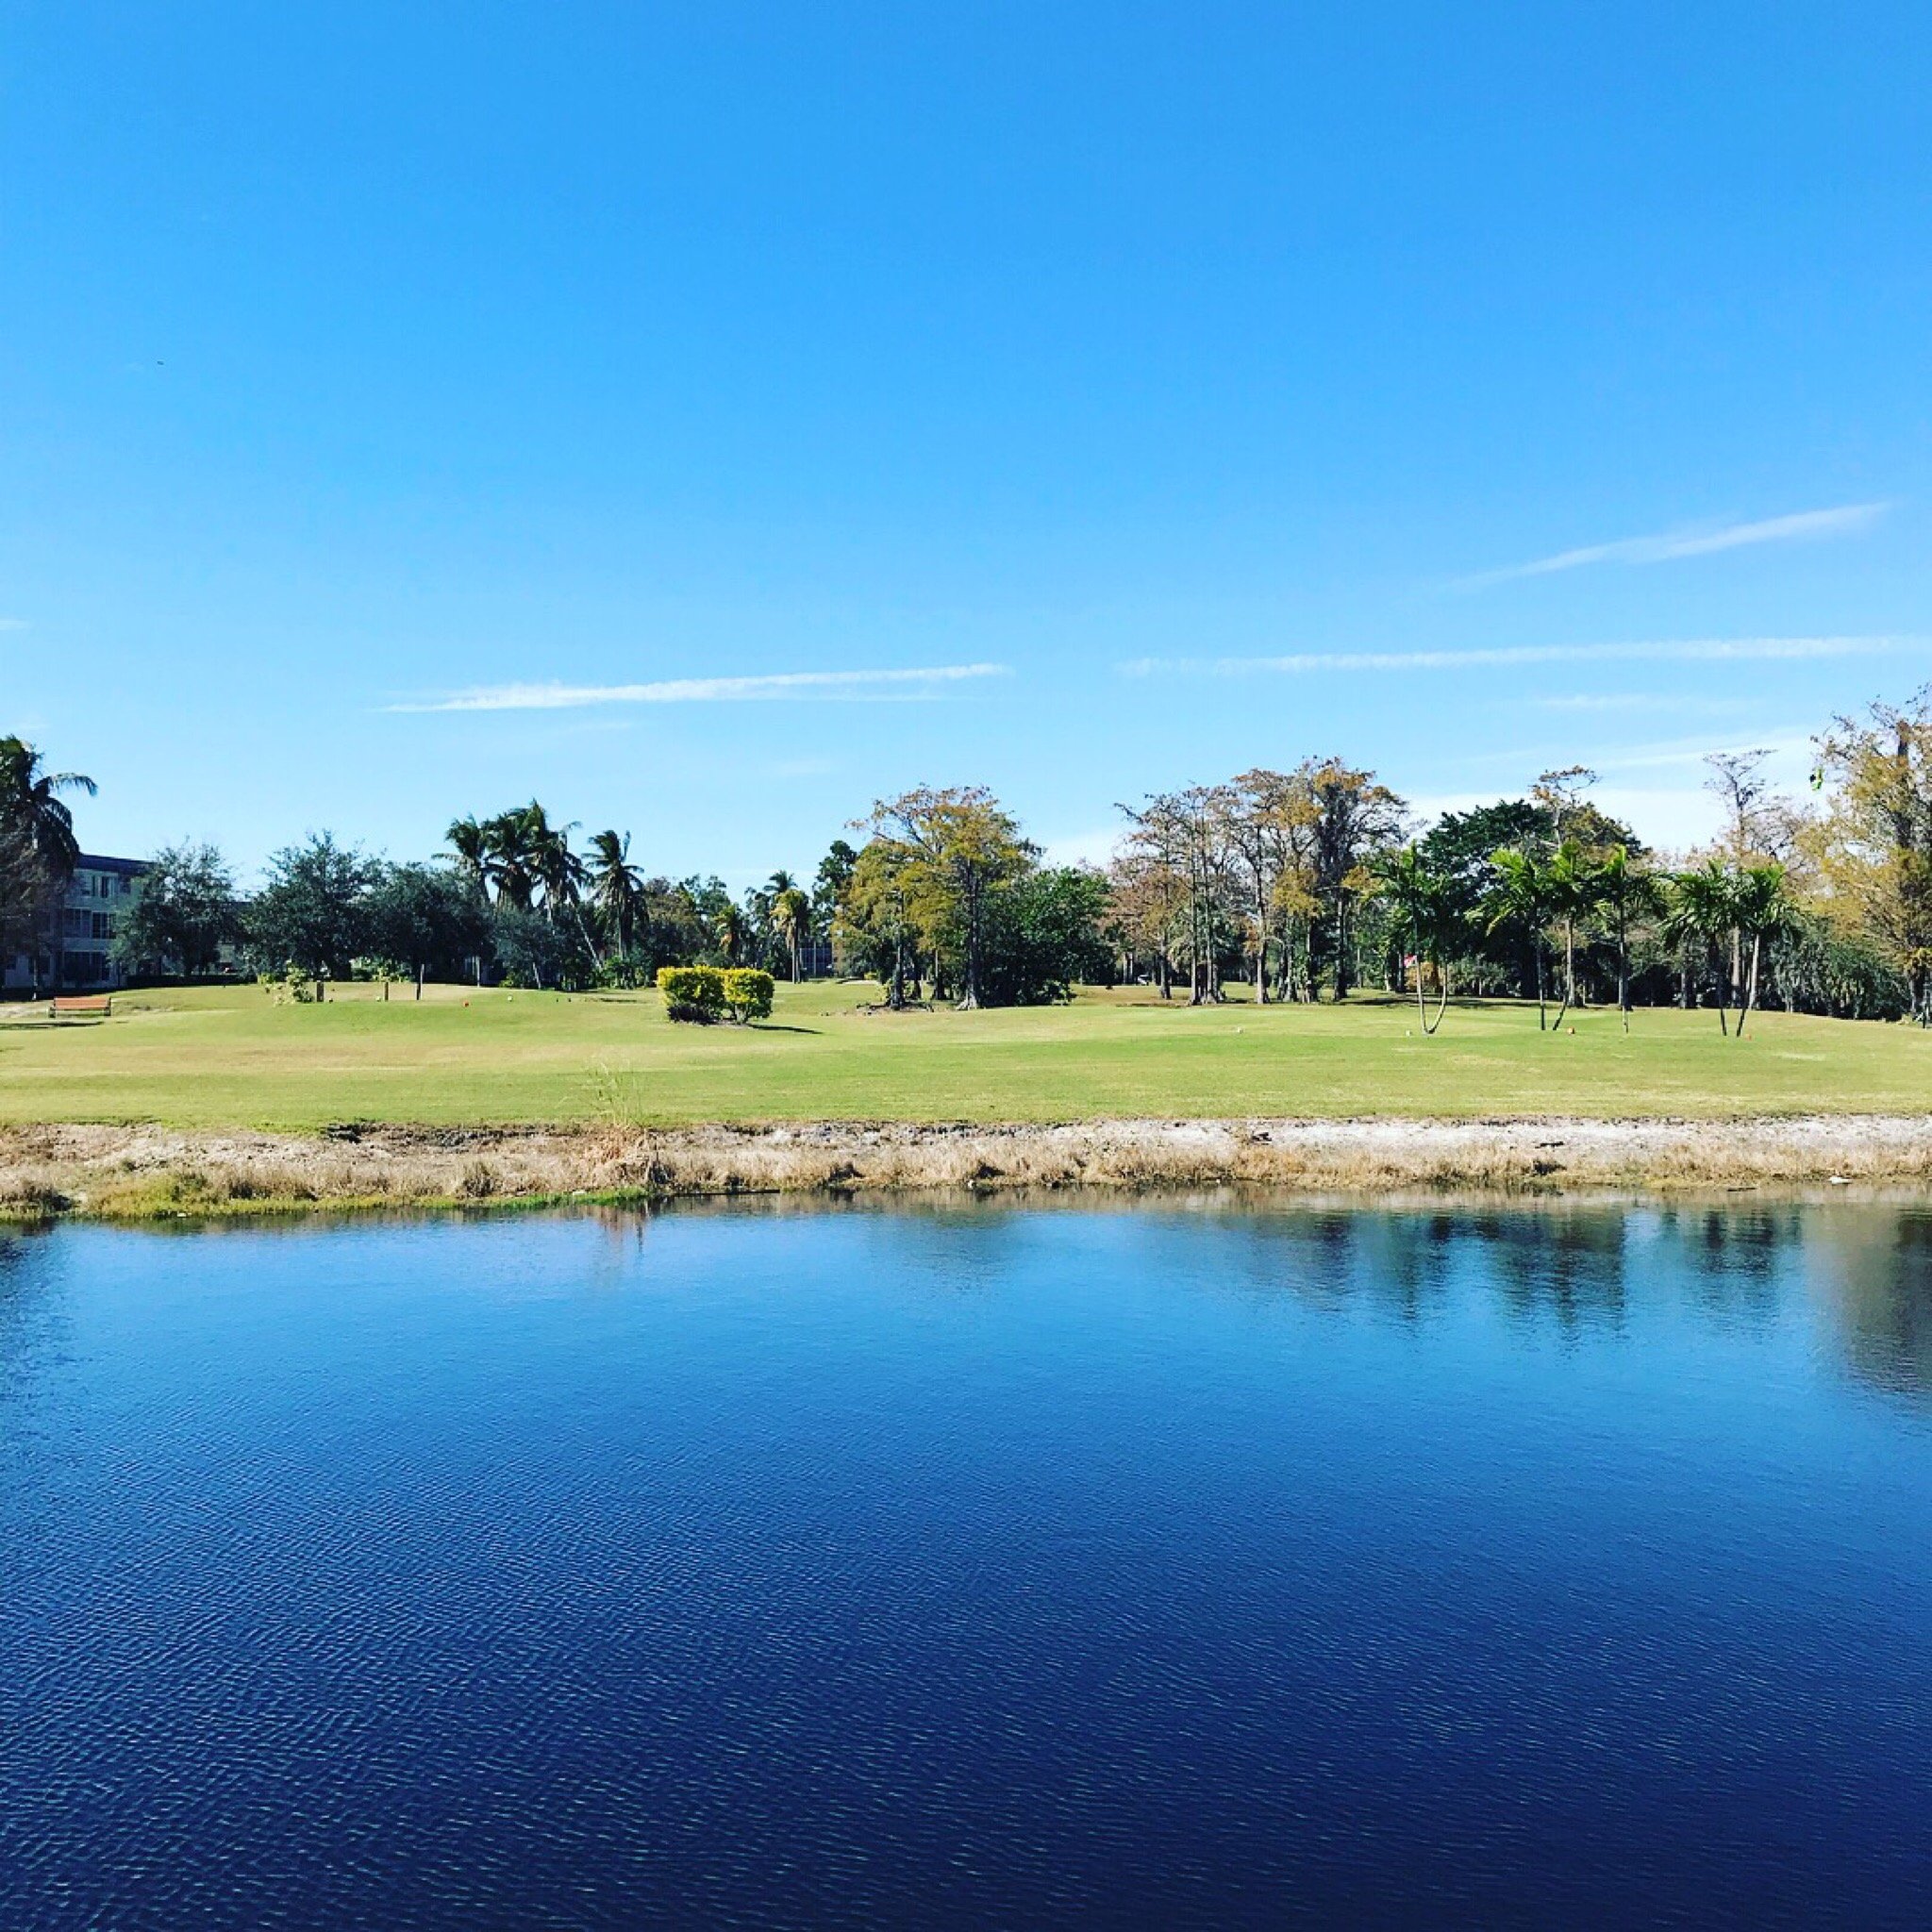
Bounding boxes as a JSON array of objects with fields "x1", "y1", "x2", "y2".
[{"x1": 1, "y1": 1200, "x2": 1926, "y2": 1929}]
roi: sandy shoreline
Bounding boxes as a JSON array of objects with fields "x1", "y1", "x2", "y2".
[{"x1": 5, "y1": 1113, "x2": 1932, "y2": 1220}]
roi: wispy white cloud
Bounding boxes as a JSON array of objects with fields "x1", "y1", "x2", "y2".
[
  {"x1": 1456, "y1": 501, "x2": 1890, "y2": 590},
  {"x1": 1524, "y1": 692, "x2": 1768, "y2": 715},
  {"x1": 1118, "y1": 634, "x2": 1911, "y2": 678},
  {"x1": 1579, "y1": 730, "x2": 1817, "y2": 776},
  {"x1": 389, "y1": 663, "x2": 1009, "y2": 714},
  {"x1": 0, "y1": 618, "x2": 26, "y2": 631}
]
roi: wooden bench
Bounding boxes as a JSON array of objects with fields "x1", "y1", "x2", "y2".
[{"x1": 49, "y1": 994, "x2": 112, "y2": 1020}]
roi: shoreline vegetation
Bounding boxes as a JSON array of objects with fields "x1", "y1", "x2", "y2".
[{"x1": 8, "y1": 1114, "x2": 1932, "y2": 1224}]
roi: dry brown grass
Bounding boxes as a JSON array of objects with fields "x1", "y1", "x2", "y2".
[{"x1": 4, "y1": 1114, "x2": 1932, "y2": 1222}]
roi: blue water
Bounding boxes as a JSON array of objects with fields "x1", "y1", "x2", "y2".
[{"x1": 1, "y1": 1201, "x2": 1927, "y2": 1928}]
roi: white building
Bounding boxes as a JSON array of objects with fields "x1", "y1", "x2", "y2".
[{"x1": 3, "y1": 854, "x2": 148, "y2": 992}]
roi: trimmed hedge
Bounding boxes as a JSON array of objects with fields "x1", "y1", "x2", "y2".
[
  {"x1": 723, "y1": 968, "x2": 775, "y2": 1023},
  {"x1": 657, "y1": 964, "x2": 726, "y2": 1023},
  {"x1": 656, "y1": 963, "x2": 775, "y2": 1024}
]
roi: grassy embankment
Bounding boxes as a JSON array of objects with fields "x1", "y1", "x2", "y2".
[
  {"x1": 6, "y1": 981, "x2": 1931, "y2": 1218},
  {"x1": 2, "y1": 977, "x2": 1926, "y2": 1130}
]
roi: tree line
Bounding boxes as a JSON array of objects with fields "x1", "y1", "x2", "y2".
[{"x1": 5, "y1": 681, "x2": 1931, "y2": 1024}]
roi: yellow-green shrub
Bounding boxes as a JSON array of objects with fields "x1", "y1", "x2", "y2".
[
  {"x1": 657, "y1": 964, "x2": 726, "y2": 1023},
  {"x1": 723, "y1": 968, "x2": 775, "y2": 1023}
]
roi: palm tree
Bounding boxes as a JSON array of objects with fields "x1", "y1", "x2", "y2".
[
  {"x1": 1481, "y1": 846, "x2": 1553, "y2": 1028},
  {"x1": 0, "y1": 736, "x2": 94, "y2": 881},
  {"x1": 1374, "y1": 846, "x2": 1453, "y2": 1034},
  {"x1": 1662, "y1": 860, "x2": 1741, "y2": 1034},
  {"x1": 444, "y1": 815, "x2": 491, "y2": 899},
  {"x1": 1732, "y1": 862, "x2": 1796, "y2": 1038},
  {"x1": 714, "y1": 899, "x2": 745, "y2": 966},
  {"x1": 772, "y1": 886, "x2": 812, "y2": 983},
  {"x1": 521, "y1": 807, "x2": 595, "y2": 962},
  {"x1": 1543, "y1": 838, "x2": 1593, "y2": 1029},
  {"x1": 479, "y1": 808, "x2": 538, "y2": 910},
  {"x1": 1, "y1": 738, "x2": 95, "y2": 992},
  {"x1": 1592, "y1": 845, "x2": 1662, "y2": 1033},
  {"x1": 531, "y1": 821, "x2": 585, "y2": 925},
  {"x1": 587, "y1": 830, "x2": 643, "y2": 959}
]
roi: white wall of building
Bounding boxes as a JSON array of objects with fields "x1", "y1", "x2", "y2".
[{"x1": 2, "y1": 856, "x2": 146, "y2": 993}]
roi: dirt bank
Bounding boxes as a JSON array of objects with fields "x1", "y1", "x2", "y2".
[{"x1": 5, "y1": 1114, "x2": 1932, "y2": 1221}]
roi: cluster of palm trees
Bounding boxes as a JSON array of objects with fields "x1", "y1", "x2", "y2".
[
  {"x1": 443, "y1": 806, "x2": 819, "y2": 981},
  {"x1": 445, "y1": 805, "x2": 638, "y2": 959},
  {"x1": 742, "y1": 873, "x2": 814, "y2": 982},
  {"x1": 1376, "y1": 838, "x2": 1794, "y2": 1039},
  {"x1": 1661, "y1": 858, "x2": 1798, "y2": 1037}
]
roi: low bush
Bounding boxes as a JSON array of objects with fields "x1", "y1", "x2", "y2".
[
  {"x1": 723, "y1": 968, "x2": 775, "y2": 1024},
  {"x1": 656, "y1": 964, "x2": 774, "y2": 1024},
  {"x1": 258, "y1": 969, "x2": 321, "y2": 1006},
  {"x1": 658, "y1": 964, "x2": 726, "y2": 1023}
]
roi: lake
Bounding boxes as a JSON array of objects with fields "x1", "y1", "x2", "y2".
[{"x1": 2, "y1": 1199, "x2": 1927, "y2": 1928}]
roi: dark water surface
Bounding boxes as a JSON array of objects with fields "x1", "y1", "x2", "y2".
[{"x1": 2, "y1": 1200, "x2": 1927, "y2": 1928}]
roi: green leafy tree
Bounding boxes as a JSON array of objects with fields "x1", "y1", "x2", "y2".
[
  {"x1": 363, "y1": 863, "x2": 488, "y2": 989},
  {"x1": 1814, "y1": 687, "x2": 1932, "y2": 1024},
  {"x1": 112, "y1": 841, "x2": 238, "y2": 978},
  {"x1": 837, "y1": 838, "x2": 924, "y2": 1008},
  {"x1": 1298, "y1": 758, "x2": 1406, "y2": 1002},
  {"x1": 979, "y1": 866, "x2": 1110, "y2": 1006},
  {"x1": 489, "y1": 902, "x2": 575, "y2": 990},
  {"x1": 857, "y1": 785, "x2": 1035, "y2": 1009},
  {"x1": 244, "y1": 833, "x2": 375, "y2": 983},
  {"x1": 813, "y1": 840, "x2": 858, "y2": 935}
]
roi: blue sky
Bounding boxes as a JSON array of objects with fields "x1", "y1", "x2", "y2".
[{"x1": 5, "y1": 3, "x2": 1929, "y2": 884}]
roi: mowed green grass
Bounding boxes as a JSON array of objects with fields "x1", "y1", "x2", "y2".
[{"x1": 1, "y1": 979, "x2": 1927, "y2": 1130}]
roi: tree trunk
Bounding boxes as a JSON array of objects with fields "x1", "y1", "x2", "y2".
[
  {"x1": 1413, "y1": 924, "x2": 1446, "y2": 1037},
  {"x1": 1736, "y1": 934, "x2": 1762, "y2": 1038},
  {"x1": 1549, "y1": 920, "x2": 1575, "y2": 1034},
  {"x1": 958, "y1": 889, "x2": 981, "y2": 1009}
]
